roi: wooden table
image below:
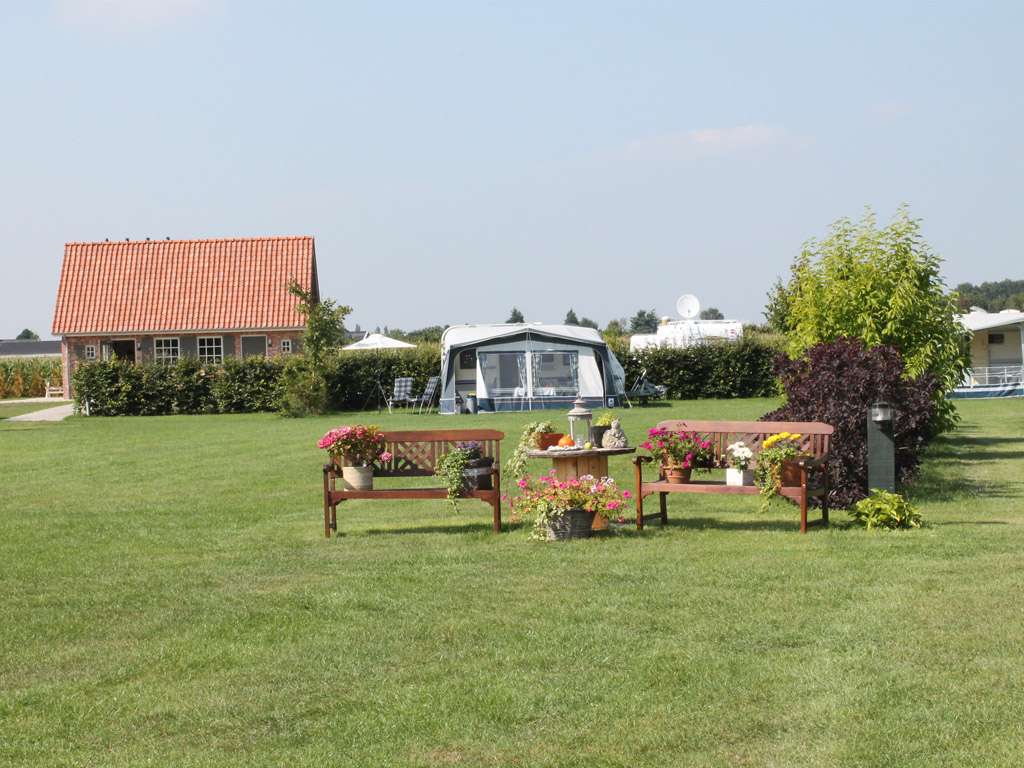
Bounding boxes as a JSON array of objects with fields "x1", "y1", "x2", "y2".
[{"x1": 525, "y1": 446, "x2": 636, "y2": 481}]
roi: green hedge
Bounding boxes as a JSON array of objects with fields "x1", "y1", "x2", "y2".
[
  {"x1": 0, "y1": 358, "x2": 62, "y2": 399},
  {"x1": 70, "y1": 336, "x2": 784, "y2": 415},
  {"x1": 615, "y1": 334, "x2": 786, "y2": 399},
  {"x1": 71, "y1": 357, "x2": 285, "y2": 416}
]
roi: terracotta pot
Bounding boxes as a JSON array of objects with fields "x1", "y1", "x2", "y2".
[
  {"x1": 591, "y1": 512, "x2": 610, "y2": 531},
  {"x1": 342, "y1": 465, "x2": 374, "y2": 491},
  {"x1": 780, "y1": 456, "x2": 812, "y2": 487},
  {"x1": 664, "y1": 464, "x2": 693, "y2": 484},
  {"x1": 535, "y1": 433, "x2": 563, "y2": 450}
]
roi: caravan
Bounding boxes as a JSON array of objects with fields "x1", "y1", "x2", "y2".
[{"x1": 438, "y1": 324, "x2": 627, "y2": 414}]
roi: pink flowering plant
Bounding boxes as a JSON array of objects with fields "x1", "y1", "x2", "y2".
[
  {"x1": 640, "y1": 427, "x2": 714, "y2": 471},
  {"x1": 318, "y1": 424, "x2": 387, "y2": 466},
  {"x1": 504, "y1": 473, "x2": 632, "y2": 540}
]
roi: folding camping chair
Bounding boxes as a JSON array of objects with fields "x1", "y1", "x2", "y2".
[
  {"x1": 410, "y1": 376, "x2": 441, "y2": 414},
  {"x1": 387, "y1": 377, "x2": 414, "y2": 413},
  {"x1": 625, "y1": 368, "x2": 668, "y2": 406}
]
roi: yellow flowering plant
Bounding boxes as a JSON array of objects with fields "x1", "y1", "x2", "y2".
[{"x1": 754, "y1": 432, "x2": 805, "y2": 512}]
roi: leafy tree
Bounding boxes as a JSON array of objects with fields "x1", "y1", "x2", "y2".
[
  {"x1": 954, "y1": 279, "x2": 1024, "y2": 312},
  {"x1": 564, "y1": 308, "x2": 580, "y2": 326},
  {"x1": 763, "y1": 276, "x2": 794, "y2": 333},
  {"x1": 603, "y1": 318, "x2": 628, "y2": 337},
  {"x1": 700, "y1": 307, "x2": 724, "y2": 320},
  {"x1": 780, "y1": 206, "x2": 968, "y2": 433},
  {"x1": 630, "y1": 309, "x2": 659, "y2": 335},
  {"x1": 579, "y1": 316, "x2": 599, "y2": 329},
  {"x1": 16, "y1": 329, "x2": 39, "y2": 340},
  {"x1": 287, "y1": 280, "x2": 352, "y2": 370},
  {"x1": 405, "y1": 325, "x2": 445, "y2": 343},
  {"x1": 506, "y1": 307, "x2": 525, "y2": 323}
]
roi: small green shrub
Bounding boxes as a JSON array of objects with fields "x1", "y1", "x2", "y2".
[{"x1": 849, "y1": 489, "x2": 922, "y2": 530}]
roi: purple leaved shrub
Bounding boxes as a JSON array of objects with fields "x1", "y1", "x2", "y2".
[{"x1": 763, "y1": 338, "x2": 939, "y2": 509}]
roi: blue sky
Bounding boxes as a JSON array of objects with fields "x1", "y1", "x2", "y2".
[{"x1": 2, "y1": 0, "x2": 1022, "y2": 339}]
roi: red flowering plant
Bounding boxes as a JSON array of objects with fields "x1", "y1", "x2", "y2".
[
  {"x1": 504, "y1": 473, "x2": 632, "y2": 540},
  {"x1": 318, "y1": 424, "x2": 389, "y2": 466},
  {"x1": 640, "y1": 427, "x2": 714, "y2": 472}
]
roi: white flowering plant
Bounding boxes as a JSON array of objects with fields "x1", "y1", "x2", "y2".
[{"x1": 725, "y1": 441, "x2": 753, "y2": 471}]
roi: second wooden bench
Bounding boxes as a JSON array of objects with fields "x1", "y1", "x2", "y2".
[{"x1": 633, "y1": 420, "x2": 833, "y2": 533}]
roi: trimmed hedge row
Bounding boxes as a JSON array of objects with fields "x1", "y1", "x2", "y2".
[
  {"x1": 70, "y1": 336, "x2": 785, "y2": 415},
  {"x1": 0, "y1": 358, "x2": 63, "y2": 399},
  {"x1": 612, "y1": 335, "x2": 786, "y2": 400},
  {"x1": 71, "y1": 357, "x2": 283, "y2": 416}
]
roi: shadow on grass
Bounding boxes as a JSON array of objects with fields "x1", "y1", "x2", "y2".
[
  {"x1": 659, "y1": 516, "x2": 816, "y2": 533},
  {"x1": 362, "y1": 522, "x2": 499, "y2": 536}
]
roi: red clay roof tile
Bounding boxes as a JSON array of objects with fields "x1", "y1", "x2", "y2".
[{"x1": 52, "y1": 237, "x2": 318, "y2": 335}]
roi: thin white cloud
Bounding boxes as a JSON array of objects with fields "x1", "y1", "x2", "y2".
[
  {"x1": 625, "y1": 124, "x2": 788, "y2": 161},
  {"x1": 51, "y1": 0, "x2": 223, "y2": 32}
]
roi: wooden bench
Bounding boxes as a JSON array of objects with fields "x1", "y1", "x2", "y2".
[
  {"x1": 323, "y1": 429, "x2": 504, "y2": 537},
  {"x1": 632, "y1": 420, "x2": 833, "y2": 533}
]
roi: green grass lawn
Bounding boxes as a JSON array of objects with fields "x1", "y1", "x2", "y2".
[
  {"x1": 2, "y1": 399, "x2": 1023, "y2": 767},
  {"x1": 0, "y1": 400, "x2": 69, "y2": 419}
]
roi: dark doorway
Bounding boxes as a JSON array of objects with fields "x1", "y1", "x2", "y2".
[{"x1": 109, "y1": 339, "x2": 136, "y2": 362}]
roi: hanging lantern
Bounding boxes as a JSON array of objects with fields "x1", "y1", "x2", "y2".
[{"x1": 567, "y1": 395, "x2": 593, "y2": 448}]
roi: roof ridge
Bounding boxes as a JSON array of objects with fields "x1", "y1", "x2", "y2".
[{"x1": 64, "y1": 235, "x2": 313, "y2": 246}]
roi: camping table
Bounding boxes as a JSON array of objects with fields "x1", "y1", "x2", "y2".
[{"x1": 525, "y1": 446, "x2": 636, "y2": 481}]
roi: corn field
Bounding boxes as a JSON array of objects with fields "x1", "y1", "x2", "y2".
[{"x1": 0, "y1": 358, "x2": 63, "y2": 399}]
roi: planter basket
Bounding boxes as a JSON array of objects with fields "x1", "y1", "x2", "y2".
[{"x1": 545, "y1": 507, "x2": 596, "y2": 540}]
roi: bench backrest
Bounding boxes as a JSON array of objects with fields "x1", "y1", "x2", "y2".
[
  {"x1": 653, "y1": 420, "x2": 832, "y2": 464},
  {"x1": 371, "y1": 429, "x2": 504, "y2": 478}
]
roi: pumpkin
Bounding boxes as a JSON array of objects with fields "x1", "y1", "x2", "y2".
[{"x1": 557, "y1": 435, "x2": 575, "y2": 447}]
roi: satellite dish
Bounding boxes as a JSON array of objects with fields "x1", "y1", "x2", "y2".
[{"x1": 676, "y1": 294, "x2": 701, "y2": 319}]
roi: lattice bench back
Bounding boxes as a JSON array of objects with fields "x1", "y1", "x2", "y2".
[
  {"x1": 654, "y1": 420, "x2": 833, "y2": 466},
  {"x1": 370, "y1": 429, "x2": 504, "y2": 478}
]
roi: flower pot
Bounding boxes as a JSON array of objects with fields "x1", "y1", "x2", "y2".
[
  {"x1": 780, "y1": 456, "x2": 812, "y2": 487},
  {"x1": 461, "y1": 456, "x2": 494, "y2": 492},
  {"x1": 726, "y1": 468, "x2": 754, "y2": 486},
  {"x1": 342, "y1": 465, "x2": 374, "y2": 491},
  {"x1": 545, "y1": 507, "x2": 596, "y2": 540},
  {"x1": 590, "y1": 425, "x2": 610, "y2": 448},
  {"x1": 664, "y1": 464, "x2": 692, "y2": 484},
  {"x1": 535, "y1": 433, "x2": 563, "y2": 450},
  {"x1": 591, "y1": 512, "x2": 610, "y2": 531}
]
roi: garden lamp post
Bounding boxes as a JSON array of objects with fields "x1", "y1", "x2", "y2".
[{"x1": 867, "y1": 402, "x2": 895, "y2": 492}]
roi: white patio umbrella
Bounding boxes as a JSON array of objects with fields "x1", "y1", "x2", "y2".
[{"x1": 343, "y1": 333, "x2": 416, "y2": 350}]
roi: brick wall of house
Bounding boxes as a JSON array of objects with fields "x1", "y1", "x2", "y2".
[{"x1": 61, "y1": 331, "x2": 304, "y2": 396}]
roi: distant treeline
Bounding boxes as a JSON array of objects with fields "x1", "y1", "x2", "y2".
[{"x1": 956, "y1": 280, "x2": 1024, "y2": 312}]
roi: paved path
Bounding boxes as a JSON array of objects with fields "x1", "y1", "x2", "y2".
[{"x1": 3, "y1": 400, "x2": 75, "y2": 422}]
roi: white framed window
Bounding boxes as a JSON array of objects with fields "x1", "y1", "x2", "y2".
[
  {"x1": 281, "y1": 339, "x2": 293, "y2": 354},
  {"x1": 198, "y1": 336, "x2": 223, "y2": 363},
  {"x1": 84, "y1": 345, "x2": 96, "y2": 360},
  {"x1": 154, "y1": 338, "x2": 180, "y2": 364}
]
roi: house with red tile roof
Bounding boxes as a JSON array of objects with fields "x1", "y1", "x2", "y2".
[{"x1": 52, "y1": 236, "x2": 318, "y2": 395}]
